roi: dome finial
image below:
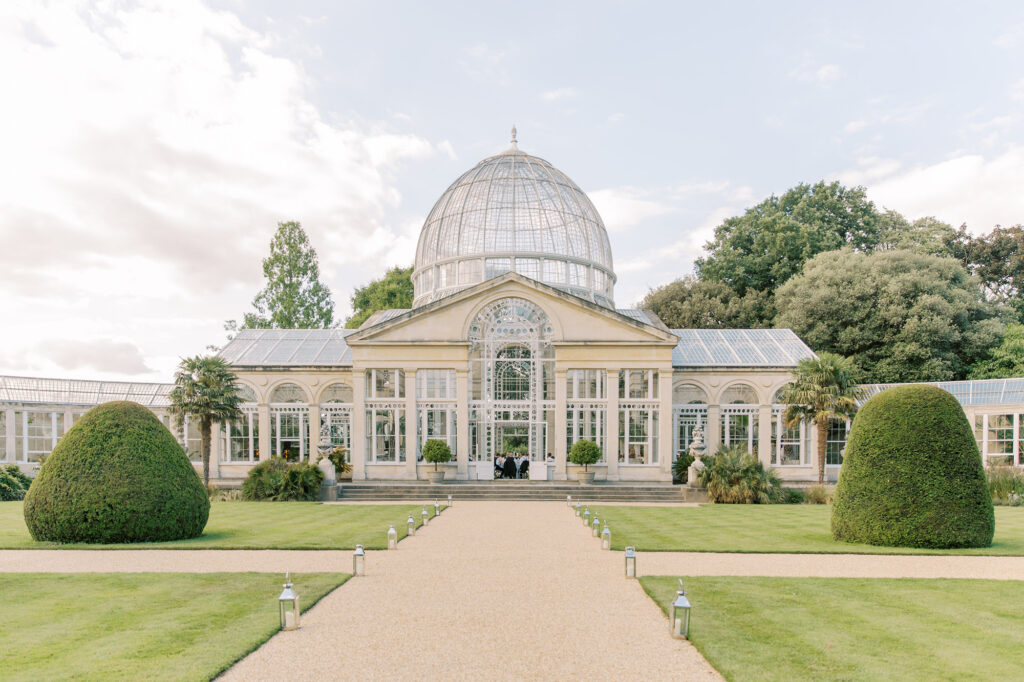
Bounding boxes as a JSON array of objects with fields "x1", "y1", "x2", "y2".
[{"x1": 510, "y1": 124, "x2": 518, "y2": 149}]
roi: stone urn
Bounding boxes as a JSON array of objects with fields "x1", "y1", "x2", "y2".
[
  {"x1": 577, "y1": 470, "x2": 596, "y2": 485},
  {"x1": 426, "y1": 470, "x2": 446, "y2": 484},
  {"x1": 686, "y1": 418, "x2": 708, "y2": 490}
]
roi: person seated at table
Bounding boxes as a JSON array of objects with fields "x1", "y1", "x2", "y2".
[
  {"x1": 518, "y1": 455, "x2": 530, "y2": 479},
  {"x1": 502, "y1": 453, "x2": 517, "y2": 479},
  {"x1": 494, "y1": 454, "x2": 504, "y2": 478}
]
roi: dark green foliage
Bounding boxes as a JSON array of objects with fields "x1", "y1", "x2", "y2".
[
  {"x1": 831, "y1": 385, "x2": 994, "y2": 548},
  {"x1": 1, "y1": 465, "x2": 32, "y2": 500},
  {"x1": 568, "y1": 439, "x2": 601, "y2": 471},
  {"x1": 970, "y1": 323, "x2": 1024, "y2": 379},
  {"x1": 346, "y1": 265, "x2": 414, "y2": 328},
  {"x1": 241, "y1": 458, "x2": 325, "y2": 501},
  {"x1": 639, "y1": 276, "x2": 773, "y2": 329},
  {"x1": 672, "y1": 453, "x2": 693, "y2": 484},
  {"x1": 698, "y1": 446, "x2": 783, "y2": 504},
  {"x1": 949, "y1": 223, "x2": 1024, "y2": 321},
  {"x1": 421, "y1": 439, "x2": 452, "y2": 471},
  {"x1": 781, "y1": 488, "x2": 805, "y2": 504},
  {"x1": 23, "y1": 401, "x2": 209, "y2": 543},
  {"x1": 775, "y1": 249, "x2": 1004, "y2": 382}
]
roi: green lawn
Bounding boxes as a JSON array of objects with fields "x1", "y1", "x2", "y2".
[
  {"x1": 589, "y1": 504, "x2": 1024, "y2": 555},
  {"x1": 0, "y1": 501, "x2": 446, "y2": 549},
  {"x1": 640, "y1": 576, "x2": 1024, "y2": 681},
  {"x1": 1, "y1": 572, "x2": 346, "y2": 682}
]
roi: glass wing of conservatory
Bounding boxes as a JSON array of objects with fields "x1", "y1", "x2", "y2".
[
  {"x1": 0, "y1": 375, "x2": 173, "y2": 407},
  {"x1": 671, "y1": 329, "x2": 816, "y2": 368},
  {"x1": 219, "y1": 329, "x2": 355, "y2": 367},
  {"x1": 860, "y1": 378, "x2": 1024, "y2": 407}
]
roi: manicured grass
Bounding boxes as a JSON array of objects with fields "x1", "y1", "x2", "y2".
[
  {"x1": 0, "y1": 501, "x2": 446, "y2": 549},
  {"x1": 590, "y1": 505, "x2": 1024, "y2": 555},
  {"x1": 1, "y1": 572, "x2": 347, "y2": 682},
  {"x1": 640, "y1": 576, "x2": 1024, "y2": 682}
]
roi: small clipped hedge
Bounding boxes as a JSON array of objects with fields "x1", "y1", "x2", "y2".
[
  {"x1": 831, "y1": 384, "x2": 994, "y2": 548},
  {"x1": 241, "y1": 458, "x2": 324, "y2": 501},
  {"x1": 421, "y1": 439, "x2": 452, "y2": 471},
  {"x1": 569, "y1": 439, "x2": 601, "y2": 471},
  {"x1": 23, "y1": 401, "x2": 209, "y2": 543},
  {"x1": 1, "y1": 465, "x2": 32, "y2": 501}
]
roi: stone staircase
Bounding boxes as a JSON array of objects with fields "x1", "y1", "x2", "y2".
[{"x1": 335, "y1": 481, "x2": 691, "y2": 503}]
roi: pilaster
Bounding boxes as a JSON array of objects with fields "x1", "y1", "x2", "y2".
[
  {"x1": 658, "y1": 370, "x2": 672, "y2": 478},
  {"x1": 758, "y1": 404, "x2": 772, "y2": 467},
  {"x1": 553, "y1": 369, "x2": 568, "y2": 480},
  {"x1": 605, "y1": 368, "x2": 619, "y2": 480},
  {"x1": 351, "y1": 371, "x2": 366, "y2": 480},
  {"x1": 308, "y1": 403, "x2": 321, "y2": 463},
  {"x1": 456, "y1": 369, "x2": 470, "y2": 480},
  {"x1": 257, "y1": 404, "x2": 271, "y2": 463},
  {"x1": 404, "y1": 369, "x2": 417, "y2": 479},
  {"x1": 706, "y1": 404, "x2": 721, "y2": 456}
]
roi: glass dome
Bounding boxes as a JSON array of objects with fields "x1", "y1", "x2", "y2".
[{"x1": 412, "y1": 130, "x2": 615, "y2": 308}]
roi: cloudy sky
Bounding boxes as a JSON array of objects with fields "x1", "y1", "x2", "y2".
[{"x1": 2, "y1": 0, "x2": 1023, "y2": 381}]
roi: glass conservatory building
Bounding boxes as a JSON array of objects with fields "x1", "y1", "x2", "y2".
[{"x1": 3, "y1": 134, "x2": 1022, "y2": 482}]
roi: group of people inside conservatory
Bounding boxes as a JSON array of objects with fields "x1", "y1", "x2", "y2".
[{"x1": 494, "y1": 452, "x2": 531, "y2": 479}]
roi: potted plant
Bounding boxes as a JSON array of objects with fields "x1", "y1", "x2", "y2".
[
  {"x1": 569, "y1": 439, "x2": 601, "y2": 484},
  {"x1": 421, "y1": 439, "x2": 452, "y2": 484}
]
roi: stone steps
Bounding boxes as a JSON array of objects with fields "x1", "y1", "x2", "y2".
[{"x1": 336, "y1": 482, "x2": 686, "y2": 502}]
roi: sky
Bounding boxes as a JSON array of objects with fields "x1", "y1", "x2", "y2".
[{"x1": 2, "y1": 0, "x2": 1023, "y2": 382}]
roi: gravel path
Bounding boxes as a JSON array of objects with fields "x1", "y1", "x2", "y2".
[{"x1": 221, "y1": 501, "x2": 721, "y2": 681}]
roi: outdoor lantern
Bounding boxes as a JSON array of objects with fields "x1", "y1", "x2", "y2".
[
  {"x1": 448, "y1": 494, "x2": 453, "y2": 507},
  {"x1": 670, "y1": 579, "x2": 692, "y2": 639},
  {"x1": 601, "y1": 524, "x2": 611, "y2": 550},
  {"x1": 434, "y1": 500, "x2": 441, "y2": 517},
  {"x1": 278, "y1": 572, "x2": 300, "y2": 631},
  {"x1": 566, "y1": 494, "x2": 572, "y2": 507},
  {"x1": 353, "y1": 544, "x2": 366, "y2": 576},
  {"x1": 592, "y1": 516, "x2": 601, "y2": 537},
  {"x1": 421, "y1": 506, "x2": 429, "y2": 525},
  {"x1": 575, "y1": 503, "x2": 581, "y2": 517},
  {"x1": 387, "y1": 525, "x2": 397, "y2": 550},
  {"x1": 624, "y1": 546, "x2": 637, "y2": 578},
  {"x1": 583, "y1": 507, "x2": 591, "y2": 526},
  {"x1": 407, "y1": 513, "x2": 416, "y2": 536}
]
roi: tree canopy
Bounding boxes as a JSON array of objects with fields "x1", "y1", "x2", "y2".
[
  {"x1": 241, "y1": 221, "x2": 335, "y2": 329},
  {"x1": 639, "y1": 276, "x2": 772, "y2": 329},
  {"x1": 345, "y1": 265, "x2": 414, "y2": 328},
  {"x1": 774, "y1": 249, "x2": 1004, "y2": 383},
  {"x1": 970, "y1": 323, "x2": 1024, "y2": 379},
  {"x1": 949, "y1": 224, "x2": 1024, "y2": 321}
]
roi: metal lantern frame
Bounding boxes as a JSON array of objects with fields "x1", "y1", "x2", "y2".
[
  {"x1": 278, "y1": 572, "x2": 300, "y2": 630},
  {"x1": 601, "y1": 524, "x2": 611, "y2": 550},
  {"x1": 387, "y1": 524, "x2": 398, "y2": 550},
  {"x1": 592, "y1": 516, "x2": 600, "y2": 537},
  {"x1": 434, "y1": 500, "x2": 441, "y2": 517},
  {"x1": 421, "y1": 506, "x2": 430, "y2": 525},
  {"x1": 670, "y1": 579, "x2": 692, "y2": 639},
  {"x1": 407, "y1": 513, "x2": 416, "y2": 536},
  {"x1": 574, "y1": 503, "x2": 581, "y2": 517},
  {"x1": 624, "y1": 546, "x2": 637, "y2": 578},
  {"x1": 583, "y1": 507, "x2": 590, "y2": 526},
  {"x1": 353, "y1": 544, "x2": 366, "y2": 576}
]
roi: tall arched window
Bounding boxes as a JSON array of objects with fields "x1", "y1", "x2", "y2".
[
  {"x1": 223, "y1": 384, "x2": 259, "y2": 463},
  {"x1": 320, "y1": 382, "x2": 353, "y2": 461},
  {"x1": 269, "y1": 383, "x2": 308, "y2": 461},
  {"x1": 672, "y1": 383, "x2": 708, "y2": 460},
  {"x1": 719, "y1": 383, "x2": 758, "y2": 455}
]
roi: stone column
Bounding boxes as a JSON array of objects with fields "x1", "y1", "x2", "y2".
[
  {"x1": 658, "y1": 370, "x2": 673, "y2": 479},
  {"x1": 605, "y1": 368, "x2": 619, "y2": 481},
  {"x1": 404, "y1": 369, "x2": 418, "y2": 480},
  {"x1": 257, "y1": 404, "x2": 271, "y2": 462},
  {"x1": 63, "y1": 410, "x2": 74, "y2": 435},
  {"x1": 758, "y1": 404, "x2": 772, "y2": 467},
  {"x1": 553, "y1": 369, "x2": 568, "y2": 480},
  {"x1": 4, "y1": 408, "x2": 14, "y2": 462},
  {"x1": 706, "y1": 403, "x2": 721, "y2": 456},
  {"x1": 351, "y1": 371, "x2": 366, "y2": 480},
  {"x1": 456, "y1": 369, "x2": 470, "y2": 480},
  {"x1": 210, "y1": 423, "x2": 221, "y2": 480},
  {"x1": 307, "y1": 403, "x2": 321, "y2": 463}
]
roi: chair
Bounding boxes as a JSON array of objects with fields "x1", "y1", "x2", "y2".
[{"x1": 519, "y1": 459, "x2": 530, "y2": 479}]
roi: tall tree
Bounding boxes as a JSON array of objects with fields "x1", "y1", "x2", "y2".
[
  {"x1": 948, "y1": 224, "x2": 1024, "y2": 321},
  {"x1": 242, "y1": 221, "x2": 335, "y2": 329},
  {"x1": 779, "y1": 353, "x2": 864, "y2": 485},
  {"x1": 345, "y1": 265, "x2": 414, "y2": 328},
  {"x1": 168, "y1": 356, "x2": 244, "y2": 486},
  {"x1": 695, "y1": 181, "x2": 882, "y2": 296},
  {"x1": 970, "y1": 323, "x2": 1024, "y2": 379},
  {"x1": 639, "y1": 276, "x2": 773, "y2": 328},
  {"x1": 775, "y1": 249, "x2": 1004, "y2": 383},
  {"x1": 875, "y1": 211, "x2": 958, "y2": 257}
]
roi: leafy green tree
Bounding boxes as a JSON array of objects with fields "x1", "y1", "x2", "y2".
[
  {"x1": 948, "y1": 224, "x2": 1024, "y2": 321},
  {"x1": 639, "y1": 276, "x2": 773, "y2": 328},
  {"x1": 970, "y1": 323, "x2": 1024, "y2": 378},
  {"x1": 695, "y1": 181, "x2": 882, "y2": 297},
  {"x1": 568, "y1": 439, "x2": 601, "y2": 472},
  {"x1": 241, "y1": 221, "x2": 335, "y2": 329},
  {"x1": 876, "y1": 211, "x2": 958, "y2": 257},
  {"x1": 345, "y1": 265, "x2": 414, "y2": 328},
  {"x1": 778, "y1": 353, "x2": 864, "y2": 485},
  {"x1": 775, "y1": 249, "x2": 1004, "y2": 383},
  {"x1": 168, "y1": 356, "x2": 244, "y2": 486}
]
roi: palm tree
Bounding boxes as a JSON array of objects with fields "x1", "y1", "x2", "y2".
[
  {"x1": 168, "y1": 356, "x2": 244, "y2": 486},
  {"x1": 779, "y1": 352, "x2": 865, "y2": 485}
]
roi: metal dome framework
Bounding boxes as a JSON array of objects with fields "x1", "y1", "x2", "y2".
[{"x1": 412, "y1": 132, "x2": 616, "y2": 308}]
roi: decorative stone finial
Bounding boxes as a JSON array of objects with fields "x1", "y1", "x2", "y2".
[{"x1": 510, "y1": 124, "x2": 518, "y2": 148}]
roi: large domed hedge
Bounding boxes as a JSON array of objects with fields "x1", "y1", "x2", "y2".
[
  {"x1": 831, "y1": 384, "x2": 993, "y2": 548},
  {"x1": 23, "y1": 401, "x2": 209, "y2": 543}
]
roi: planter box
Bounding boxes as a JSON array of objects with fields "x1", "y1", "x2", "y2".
[
  {"x1": 577, "y1": 471, "x2": 596, "y2": 485},
  {"x1": 426, "y1": 470, "x2": 446, "y2": 483}
]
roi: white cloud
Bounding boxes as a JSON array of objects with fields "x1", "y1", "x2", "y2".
[
  {"x1": 34, "y1": 340, "x2": 154, "y2": 375},
  {"x1": 994, "y1": 23, "x2": 1024, "y2": 48},
  {"x1": 835, "y1": 147, "x2": 1024, "y2": 232},
  {"x1": 789, "y1": 58, "x2": 842, "y2": 84},
  {"x1": 844, "y1": 120, "x2": 867, "y2": 134},
  {"x1": 541, "y1": 87, "x2": 579, "y2": 101},
  {"x1": 589, "y1": 187, "x2": 676, "y2": 231},
  {"x1": 607, "y1": 112, "x2": 625, "y2": 124},
  {"x1": 1011, "y1": 78, "x2": 1024, "y2": 102},
  {"x1": 0, "y1": 1, "x2": 443, "y2": 380}
]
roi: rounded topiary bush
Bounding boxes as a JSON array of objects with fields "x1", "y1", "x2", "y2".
[
  {"x1": 23, "y1": 401, "x2": 209, "y2": 543},
  {"x1": 831, "y1": 385, "x2": 994, "y2": 548}
]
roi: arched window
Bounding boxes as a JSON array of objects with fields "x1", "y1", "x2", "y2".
[
  {"x1": 673, "y1": 383, "x2": 707, "y2": 405},
  {"x1": 270, "y1": 383, "x2": 306, "y2": 404},
  {"x1": 720, "y1": 384, "x2": 758, "y2": 405},
  {"x1": 321, "y1": 383, "x2": 353, "y2": 404},
  {"x1": 237, "y1": 384, "x2": 258, "y2": 403},
  {"x1": 719, "y1": 384, "x2": 758, "y2": 455}
]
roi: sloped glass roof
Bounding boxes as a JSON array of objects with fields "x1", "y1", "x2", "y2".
[
  {"x1": 861, "y1": 378, "x2": 1024, "y2": 407},
  {"x1": 0, "y1": 375, "x2": 173, "y2": 407},
  {"x1": 671, "y1": 329, "x2": 816, "y2": 368},
  {"x1": 219, "y1": 329, "x2": 355, "y2": 367}
]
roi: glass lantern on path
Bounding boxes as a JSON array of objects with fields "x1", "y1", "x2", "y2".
[{"x1": 278, "y1": 572, "x2": 300, "y2": 630}]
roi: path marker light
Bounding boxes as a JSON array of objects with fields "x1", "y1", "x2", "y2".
[
  {"x1": 566, "y1": 494, "x2": 572, "y2": 507},
  {"x1": 574, "y1": 502, "x2": 581, "y2": 517},
  {"x1": 421, "y1": 506, "x2": 429, "y2": 525},
  {"x1": 601, "y1": 524, "x2": 611, "y2": 550},
  {"x1": 592, "y1": 516, "x2": 601, "y2": 537},
  {"x1": 407, "y1": 513, "x2": 416, "y2": 536},
  {"x1": 387, "y1": 525, "x2": 397, "y2": 550},
  {"x1": 670, "y1": 579, "x2": 691, "y2": 639},
  {"x1": 434, "y1": 500, "x2": 441, "y2": 517},
  {"x1": 278, "y1": 572, "x2": 300, "y2": 630},
  {"x1": 448, "y1": 494, "x2": 453, "y2": 508},
  {"x1": 583, "y1": 507, "x2": 591, "y2": 527},
  {"x1": 624, "y1": 546, "x2": 637, "y2": 578},
  {"x1": 353, "y1": 545, "x2": 366, "y2": 576}
]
